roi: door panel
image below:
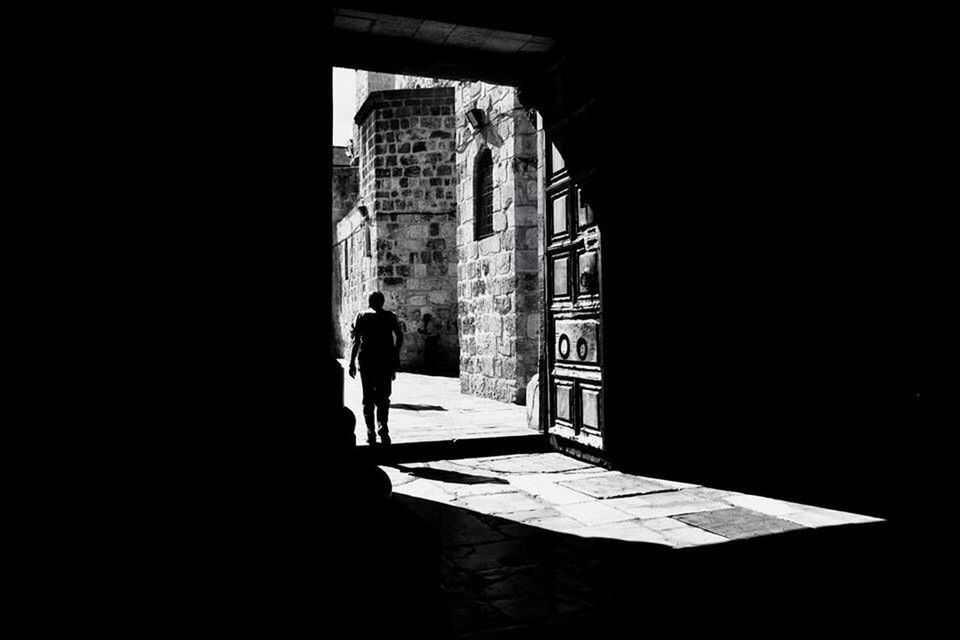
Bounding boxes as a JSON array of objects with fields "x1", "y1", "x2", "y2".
[
  {"x1": 554, "y1": 379, "x2": 574, "y2": 424},
  {"x1": 551, "y1": 255, "x2": 571, "y2": 299},
  {"x1": 554, "y1": 319, "x2": 600, "y2": 365},
  {"x1": 550, "y1": 192, "x2": 569, "y2": 239},
  {"x1": 544, "y1": 139, "x2": 604, "y2": 449},
  {"x1": 580, "y1": 385, "x2": 601, "y2": 431}
]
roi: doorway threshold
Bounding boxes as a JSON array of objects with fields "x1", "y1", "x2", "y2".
[{"x1": 358, "y1": 433, "x2": 549, "y2": 465}]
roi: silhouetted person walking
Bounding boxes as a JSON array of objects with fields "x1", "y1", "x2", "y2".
[{"x1": 349, "y1": 291, "x2": 403, "y2": 445}]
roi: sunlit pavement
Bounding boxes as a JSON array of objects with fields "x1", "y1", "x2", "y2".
[
  {"x1": 381, "y1": 452, "x2": 886, "y2": 637},
  {"x1": 386, "y1": 452, "x2": 882, "y2": 548},
  {"x1": 339, "y1": 360, "x2": 532, "y2": 445}
]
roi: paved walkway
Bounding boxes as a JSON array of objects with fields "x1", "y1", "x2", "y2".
[
  {"x1": 340, "y1": 360, "x2": 532, "y2": 445},
  {"x1": 382, "y1": 453, "x2": 886, "y2": 637}
]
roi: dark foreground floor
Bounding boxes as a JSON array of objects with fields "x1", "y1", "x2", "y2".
[{"x1": 334, "y1": 450, "x2": 923, "y2": 639}]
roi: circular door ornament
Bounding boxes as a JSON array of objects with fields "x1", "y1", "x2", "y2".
[
  {"x1": 558, "y1": 334, "x2": 570, "y2": 359},
  {"x1": 579, "y1": 271, "x2": 596, "y2": 293},
  {"x1": 577, "y1": 338, "x2": 588, "y2": 360}
]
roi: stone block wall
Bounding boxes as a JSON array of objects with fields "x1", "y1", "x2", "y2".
[
  {"x1": 338, "y1": 86, "x2": 460, "y2": 372},
  {"x1": 334, "y1": 208, "x2": 459, "y2": 372},
  {"x1": 375, "y1": 211, "x2": 459, "y2": 373},
  {"x1": 332, "y1": 164, "x2": 359, "y2": 228},
  {"x1": 355, "y1": 71, "x2": 396, "y2": 118},
  {"x1": 396, "y1": 75, "x2": 458, "y2": 90},
  {"x1": 455, "y1": 82, "x2": 541, "y2": 404},
  {"x1": 334, "y1": 208, "x2": 377, "y2": 358},
  {"x1": 355, "y1": 87, "x2": 457, "y2": 216}
]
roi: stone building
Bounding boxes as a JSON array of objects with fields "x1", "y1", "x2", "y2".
[
  {"x1": 330, "y1": 146, "x2": 357, "y2": 354},
  {"x1": 332, "y1": 71, "x2": 540, "y2": 402},
  {"x1": 450, "y1": 82, "x2": 540, "y2": 404},
  {"x1": 331, "y1": 145, "x2": 358, "y2": 229},
  {"x1": 333, "y1": 82, "x2": 460, "y2": 374}
]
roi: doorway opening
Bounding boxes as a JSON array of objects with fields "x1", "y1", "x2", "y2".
[{"x1": 332, "y1": 68, "x2": 543, "y2": 450}]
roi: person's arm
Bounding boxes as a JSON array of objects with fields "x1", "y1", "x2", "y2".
[
  {"x1": 392, "y1": 315, "x2": 404, "y2": 371},
  {"x1": 348, "y1": 317, "x2": 361, "y2": 378}
]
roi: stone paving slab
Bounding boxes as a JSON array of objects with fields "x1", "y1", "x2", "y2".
[
  {"x1": 521, "y1": 515, "x2": 586, "y2": 532},
  {"x1": 635, "y1": 475, "x2": 701, "y2": 490},
  {"x1": 658, "y1": 524, "x2": 729, "y2": 547},
  {"x1": 507, "y1": 475, "x2": 596, "y2": 505},
  {"x1": 674, "y1": 507, "x2": 807, "y2": 540},
  {"x1": 777, "y1": 508, "x2": 884, "y2": 528},
  {"x1": 642, "y1": 517, "x2": 693, "y2": 532},
  {"x1": 614, "y1": 501, "x2": 734, "y2": 520},
  {"x1": 554, "y1": 501, "x2": 638, "y2": 526},
  {"x1": 504, "y1": 507, "x2": 567, "y2": 523},
  {"x1": 470, "y1": 453, "x2": 596, "y2": 474},
  {"x1": 444, "y1": 538, "x2": 542, "y2": 572},
  {"x1": 558, "y1": 472, "x2": 680, "y2": 499},
  {"x1": 684, "y1": 486, "x2": 739, "y2": 501},
  {"x1": 566, "y1": 521, "x2": 671, "y2": 544},
  {"x1": 469, "y1": 565, "x2": 596, "y2": 624},
  {"x1": 455, "y1": 491, "x2": 547, "y2": 515},
  {"x1": 603, "y1": 491, "x2": 735, "y2": 519},
  {"x1": 441, "y1": 481, "x2": 519, "y2": 498},
  {"x1": 561, "y1": 468, "x2": 621, "y2": 477},
  {"x1": 393, "y1": 477, "x2": 453, "y2": 501},
  {"x1": 724, "y1": 493, "x2": 800, "y2": 516}
]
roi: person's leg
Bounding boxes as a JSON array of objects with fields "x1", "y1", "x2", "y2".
[
  {"x1": 376, "y1": 368, "x2": 392, "y2": 444},
  {"x1": 359, "y1": 367, "x2": 377, "y2": 443}
]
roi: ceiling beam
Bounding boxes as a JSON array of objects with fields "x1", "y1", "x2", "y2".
[
  {"x1": 332, "y1": 3, "x2": 587, "y2": 39},
  {"x1": 330, "y1": 29, "x2": 555, "y2": 85}
]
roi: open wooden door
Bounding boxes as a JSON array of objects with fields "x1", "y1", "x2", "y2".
[{"x1": 543, "y1": 137, "x2": 603, "y2": 451}]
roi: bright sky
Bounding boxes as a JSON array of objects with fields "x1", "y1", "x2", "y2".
[{"x1": 332, "y1": 67, "x2": 356, "y2": 147}]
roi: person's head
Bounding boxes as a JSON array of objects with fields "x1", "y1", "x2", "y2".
[
  {"x1": 368, "y1": 291, "x2": 385, "y2": 310},
  {"x1": 422, "y1": 313, "x2": 432, "y2": 324}
]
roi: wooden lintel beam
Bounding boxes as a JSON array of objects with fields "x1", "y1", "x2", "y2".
[{"x1": 330, "y1": 29, "x2": 554, "y2": 86}]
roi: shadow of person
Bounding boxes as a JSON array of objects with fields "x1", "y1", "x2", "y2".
[
  {"x1": 390, "y1": 403, "x2": 448, "y2": 411},
  {"x1": 392, "y1": 464, "x2": 509, "y2": 485}
]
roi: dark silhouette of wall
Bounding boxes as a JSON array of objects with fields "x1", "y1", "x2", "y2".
[
  {"x1": 589, "y1": 18, "x2": 947, "y2": 523},
  {"x1": 501, "y1": 9, "x2": 951, "y2": 526}
]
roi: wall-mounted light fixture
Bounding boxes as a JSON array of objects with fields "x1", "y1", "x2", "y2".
[{"x1": 465, "y1": 108, "x2": 486, "y2": 132}]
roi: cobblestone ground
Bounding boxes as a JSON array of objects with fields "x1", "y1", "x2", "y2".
[
  {"x1": 382, "y1": 453, "x2": 885, "y2": 637},
  {"x1": 340, "y1": 360, "x2": 531, "y2": 444}
]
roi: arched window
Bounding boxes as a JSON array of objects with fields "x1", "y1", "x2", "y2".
[{"x1": 474, "y1": 148, "x2": 494, "y2": 240}]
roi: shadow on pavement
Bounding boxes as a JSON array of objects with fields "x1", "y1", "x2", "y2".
[
  {"x1": 390, "y1": 403, "x2": 448, "y2": 411},
  {"x1": 392, "y1": 464, "x2": 510, "y2": 485}
]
